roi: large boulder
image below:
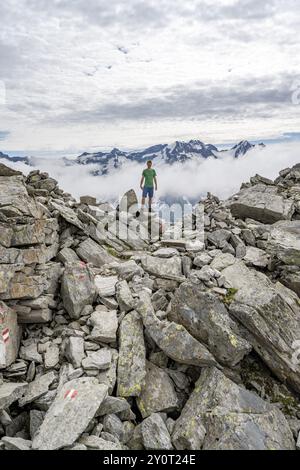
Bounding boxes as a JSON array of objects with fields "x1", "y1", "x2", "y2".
[
  {"x1": 170, "y1": 283, "x2": 251, "y2": 367},
  {"x1": 137, "y1": 291, "x2": 218, "y2": 367},
  {"x1": 230, "y1": 184, "x2": 294, "y2": 224},
  {"x1": 117, "y1": 310, "x2": 146, "y2": 397},
  {"x1": 0, "y1": 175, "x2": 43, "y2": 219},
  {"x1": 221, "y1": 259, "x2": 300, "y2": 393},
  {"x1": 265, "y1": 220, "x2": 300, "y2": 265},
  {"x1": 172, "y1": 367, "x2": 295, "y2": 450}
]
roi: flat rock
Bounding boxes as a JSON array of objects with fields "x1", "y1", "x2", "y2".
[
  {"x1": 152, "y1": 247, "x2": 179, "y2": 258},
  {"x1": 1, "y1": 436, "x2": 32, "y2": 450},
  {"x1": 32, "y1": 377, "x2": 108, "y2": 450},
  {"x1": 230, "y1": 184, "x2": 294, "y2": 224},
  {"x1": 79, "y1": 435, "x2": 123, "y2": 450}
]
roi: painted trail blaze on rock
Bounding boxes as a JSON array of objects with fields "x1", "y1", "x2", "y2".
[
  {"x1": 32, "y1": 378, "x2": 108, "y2": 450},
  {"x1": 0, "y1": 301, "x2": 21, "y2": 369}
]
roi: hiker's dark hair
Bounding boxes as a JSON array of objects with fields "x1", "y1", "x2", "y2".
[{"x1": 147, "y1": 160, "x2": 152, "y2": 164}]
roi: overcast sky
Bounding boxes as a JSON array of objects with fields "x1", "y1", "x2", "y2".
[{"x1": 0, "y1": 0, "x2": 300, "y2": 155}]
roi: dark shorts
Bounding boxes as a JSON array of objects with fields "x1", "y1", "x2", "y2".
[{"x1": 142, "y1": 186, "x2": 154, "y2": 198}]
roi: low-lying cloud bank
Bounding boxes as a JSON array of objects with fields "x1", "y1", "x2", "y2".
[{"x1": 3, "y1": 141, "x2": 300, "y2": 205}]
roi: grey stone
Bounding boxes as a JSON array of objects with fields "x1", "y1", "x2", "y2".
[
  {"x1": 19, "y1": 342, "x2": 43, "y2": 363},
  {"x1": 0, "y1": 382, "x2": 28, "y2": 410},
  {"x1": 152, "y1": 247, "x2": 179, "y2": 258},
  {"x1": 117, "y1": 310, "x2": 146, "y2": 397},
  {"x1": 137, "y1": 291, "x2": 218, "y2": 367},
  {"x1": 76, "y1": 238, "x2": 115, "y2": 267},
  {"x1": 61, "y1": 263, "x2": 96, "y2": 319},
  {"x1": 137, "y1": 362, "x2": 178, "y2": 418},
  {"x1": 172, "y1": 367, "x2": 295, "y2": 450},
  {"x1": 82, "y1": 348, "x2": 112, "y2": 371},
  {"x1": 32, "y1": 378, "x2": 108, "y2": 450},
  {"x1": 222, "y1": 260, "x2": 300, "y2": 393},
  {"x1": 29, "y1": 410, "x2": 45, "y2": 439},
  {"x1": 44, "y1": 343, "x2": 60, "y2": 369},
  {"x1": 19, "y1": 372, "x2": 56, "y2": 407},
  {"x1": 1, "y1": 436, "x2": 32, "y2": 450},
  {"x1": 170, "y1": 283, "x2": 251, "y2": 367},
  {"x1": 64, "y1": 336, "x2": 85, "y2": 368},
  {"x1": 266, "y1": 220, "x2": 300, "y2": 265},
  {"x1": 115, "y1": 280, "x2": 135, "y2": 312},
  {"x1": 141, "y1": 413, "x2": 173, "y2": 450},
  {"x1": 230, "y1": 184, "x2": 294, "y2": 224},
  {"x1": 0, "y1": 301, "x2": 21, "y2": 368},
  {"x1": 79, "y1": 435, "x2": 123, "y2": 450},
  {"x1": 89, "y1": 307, "x2": 118, "y2": 343},
  {"x1": 141, "y1": 254, "x2": 184, "y2": 281},
  {"x1": 243, "y1": 246, "x2": 270, "y2": 268},
  {"x1": 94, "y1": 275, "x2": 118, "y2": 297}
]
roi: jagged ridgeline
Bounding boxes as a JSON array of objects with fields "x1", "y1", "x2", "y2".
[{"x1": 0, "y1": 161, "x2": 300, "y2": 450}]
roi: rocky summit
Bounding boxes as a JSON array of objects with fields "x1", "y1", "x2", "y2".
[{"x1": 0, "y1": 162, "x2": 300, "y2": 451}]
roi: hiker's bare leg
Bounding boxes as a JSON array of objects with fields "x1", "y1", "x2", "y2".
[{"x1": 141, "y1": 196, "x2": 146, "y2": 210}]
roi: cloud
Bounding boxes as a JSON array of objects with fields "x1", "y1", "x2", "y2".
[
  {"x1": 0, "y1": 0, "x2": 300, "y2": 151},
  {"x1": 3, "y1": 142, "x2": 300, "y2": 208},
  {"x1": 51, "y1": 73, "x2": 296, "y2": 124},
  {"x1": 0, "y1": 131, "x2": 10, "y2": 141}
]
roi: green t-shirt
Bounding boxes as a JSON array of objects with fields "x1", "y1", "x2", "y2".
[{"x1": 143, "y1": 168, "x2": 156, "y2": 187}]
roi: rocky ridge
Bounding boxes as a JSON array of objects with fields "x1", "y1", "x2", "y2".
[{"x1": 0, "y1": 162, "x2": 300, "y2": 450}]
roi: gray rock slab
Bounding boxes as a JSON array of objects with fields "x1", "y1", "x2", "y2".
[{"x1": 32, "y1": 377, "x2": 108, "y2": 450}]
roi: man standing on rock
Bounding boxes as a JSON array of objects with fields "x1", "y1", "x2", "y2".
[{"x1": 140, "y1": 160, "x2": 157, "y2": 212}]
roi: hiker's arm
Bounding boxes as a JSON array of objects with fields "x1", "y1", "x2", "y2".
[
  {"x1": 140, "y1": 175, "x2": 144, "y2": 189},
  {"x1": 154, "y1": 175, "x2": 157, "y2": 190}
]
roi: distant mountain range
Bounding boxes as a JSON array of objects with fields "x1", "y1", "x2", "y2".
[
  {"x1": 68, "y1": 139, "x2": 265, "y2": 175},
  {"x1": 0, "y1": 151, "x2": 30, "y2": 165},
  {"x1": 0, "y1": 139, "x2": 265, "y2": 175}
]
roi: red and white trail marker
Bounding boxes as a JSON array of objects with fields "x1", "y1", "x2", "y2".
[
  {"x1": 2, "y1": 328, "x2": 9, "y2": 344},
  {"x1": 64, "y1": 389, "x2": 78, "y2": 400}
]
